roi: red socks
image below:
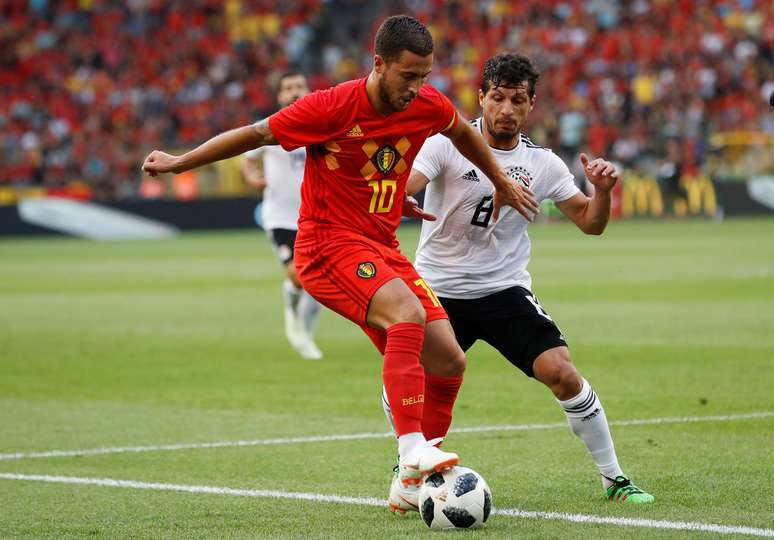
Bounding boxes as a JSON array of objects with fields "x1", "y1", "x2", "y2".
[
  {"x1": 382, "y1": 322, "x2": 426, "y2": 436},
  {"x1": 422, "y1": 372, "x2": 463, "y2": 441}
]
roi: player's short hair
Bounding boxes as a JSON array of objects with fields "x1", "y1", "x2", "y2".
[
  {"x1": 481, "y1": 53, "x2": 540, "y2": 98},
  {"x1": 276, "y1": 71, "x2": 306, "y2": 92},
  {"x1": 374, "y1": 15, "x2": 434, "y2": 63}
]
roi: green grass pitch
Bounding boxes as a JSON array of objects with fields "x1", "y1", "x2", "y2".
[{"x1": 1, "y1": 218, "x2": 772, "y2": 538}]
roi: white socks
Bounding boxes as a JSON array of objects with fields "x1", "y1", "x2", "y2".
[
  {"x1": 297, "y1": 289, "x2": 320, "y2": 335},
  {"x1": 282, "y1": 278, "x2": 302, "y2": 313},
  {"x1": 382, "y1": 386, "x2": 397, "y2": 436},
  {"x1": 558, "y1": 378, "x2": 623, "y2": 488},
  {"x1": 283, "y1": 279, "x2": 320, "y2": 337}
]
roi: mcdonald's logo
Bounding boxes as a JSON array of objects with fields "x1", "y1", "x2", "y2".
[
  {"x1": 680, "y1": 175, "x2": 717, "y2": 217},
  {"x1": 622, "y1": 176, "x2": 663, "y2": 218},
  {"x1": 620, "y1": 174, "x2": 717, "y2": 218}
]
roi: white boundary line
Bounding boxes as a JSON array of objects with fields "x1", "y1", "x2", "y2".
[
  {"x1": 1, "y1": 411, "x2": 771, "y2": 461},
  {"x1": 1, "y1": 473, "x2": 772, "y2": 537}
]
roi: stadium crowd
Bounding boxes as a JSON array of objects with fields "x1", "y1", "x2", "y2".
[{"x1": 0, "y1": 0, "x2": 771, "y2": 199}]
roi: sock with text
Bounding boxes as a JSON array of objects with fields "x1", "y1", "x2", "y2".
[
  {"x1": 382, "y1": 322, "x2": 426, "y2": 437},
  {"x1": 421, "y1": 372, "x2": 463, "y2": 442},
  {"x1": 558, "y1": 378, "x2": 624, "y2": 488}
]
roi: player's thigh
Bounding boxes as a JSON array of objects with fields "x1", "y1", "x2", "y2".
[
  {"x1": 367, "y1": 277, "x2": 426, "y2": 329},
  {"x1": 437, "y1": 297, "x2": 480, "y2": 353},
  {"x1": 364, "y1": 248, "x2": 449, "y2": 351},
  {"x1": 421, "y1": 318, "x2": 466, "y2": 377},
  {"x1": 294, "y1": 238, "x2": 403, "y2": 329},
  {"x1": 383, "y1": 248, "x2": 448, "y2": 325},
  {"x1": 479, "y1": 287, "x2": 568, "y2": 378},
  {"x1": 481, "y1": 318, "x2": 557, "y2": 378}
]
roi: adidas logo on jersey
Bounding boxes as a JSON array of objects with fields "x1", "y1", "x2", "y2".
[
  {"x1": 461, "y1": 169, "x2": 479, "y2": 182},
  {"x1": 346, "y1": 124, "x2": 364, "y2": 137}
]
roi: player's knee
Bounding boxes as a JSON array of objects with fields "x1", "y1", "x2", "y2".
[
  {"x1": 423, "y1": 347, "x2": 465, "y2": 377},
  {"x1": 535, "y1": 348, "x2": 581, "y2": 399},
  {"x1": 285, "y1": 262, "x2": 302, "y2": 287},
  {"x1": 396, "y1": 297, "x2": 426, "y2": 326},
  {"x1": 555, "y1": 362, "x2": 582, "y2": 399},
  {"x1": 378, "y1": 295, "x2": 426, "y2": 327},
  {"x1": 447, "y1": 349, "x2": 466, "y2": 376},
  {"x1": 368, "y1": 279, "x2": 427, "y2": 328}
]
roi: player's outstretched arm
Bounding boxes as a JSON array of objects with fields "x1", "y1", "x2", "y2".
[
  {"x1": 444, "y1": 119, "x2": 538, "y2": 221},
  {"x1": 556, "y1": 153, "x2": 618, "y2": 235},
  {"x1": 142, "y1": 120, "x2": 278, "y2": 176}
]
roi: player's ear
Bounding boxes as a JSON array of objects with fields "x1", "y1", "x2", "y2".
[
  {"x1": 478, "y1": 89, "x2": 485, "y2": 108},
  {"x1": 374, "y1": 54, "x2": 385, "y2": 74},
  {"x1": 529, "y1": 94, "x2": 536, "y2": 112}
]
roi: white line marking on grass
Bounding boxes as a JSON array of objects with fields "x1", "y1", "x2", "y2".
[
  {"x1": 495, "y1": 507, "x2": 774, "y2": 538},
  {"x1": 1, "y1": 473, "x2": 772, "y2": 538},
  {"x1": 0, "y1": 432, "x2": 392, "y2": 461},
  {"x1": 1, "y1": 411, "x2": 771, "y2": 461}
]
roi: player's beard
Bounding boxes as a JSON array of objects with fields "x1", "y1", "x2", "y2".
[
  {"x1": 484, "y1": 116, "x2": 519, "y2": 146},
  {"x1": 378, "y1": 78, "x2": 402, "y2": 113}
]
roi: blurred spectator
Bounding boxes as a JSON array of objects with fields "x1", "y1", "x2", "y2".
[
  {"x1": 658, "y1": 138, "x2": 686, "y2": 211},
  {"x1": 0, "y1": 0, "x2": 771, "y2": 199}
]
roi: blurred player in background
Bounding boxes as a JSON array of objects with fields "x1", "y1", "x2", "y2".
[
  {"x1": 241, "y1": 72, "x2": 323, "y2": 360},
  {"x1": 396, "y1": 53, "x2": 654, "y2": 504},
  {"x1": 142, "y1": 15, "x2": 538, "y2": 513}
]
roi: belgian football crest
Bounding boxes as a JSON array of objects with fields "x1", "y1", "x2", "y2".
[
  {"x1": 506, "y1": 165, "x2": 533, "y2": 188},
  {"x1": 374, "y1": 145, "x2": 398, "y2": 174},
  {"x1": 359, "y1": 138, "x2": 411, "y2": 179},
  {"x1": 357, "y1": 262, "x2": 376, "y2": 279}
]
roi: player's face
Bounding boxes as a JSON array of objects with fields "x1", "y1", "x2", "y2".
[
  {"x1": 375, "y1": 50, "x2": 433, "y2": 113},
  {"x1": 479, "y1": 82, "x2": 535, "y2": 141},
  {"x1": 277, "y1": 75, "x2": 310, "y2": 108}
]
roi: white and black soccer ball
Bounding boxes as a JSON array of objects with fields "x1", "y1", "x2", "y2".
[{"x1": 418, "y1": 466, "x2": 492, "y2": 530}]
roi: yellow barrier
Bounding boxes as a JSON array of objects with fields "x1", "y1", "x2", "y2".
[
  {"x1": 622, "y1": 174, "x2": 717, "y2": 218},
  {"x1": 622, "y1": 175, "x2": 663, "y2": 218}
]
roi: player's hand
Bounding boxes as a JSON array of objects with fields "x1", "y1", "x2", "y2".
[
  {"x1": 402, "y1": 195, "x2": 436, "y2": 221},
  {"x1": 580, "y1": 153, "x2": 619, "y2": 192},
  {"x1": 141, "y1": 151, "x2": 183, "y2": 176},
  {"x1": 492, "y1": 174, "x2": 538, "y2": 222}
]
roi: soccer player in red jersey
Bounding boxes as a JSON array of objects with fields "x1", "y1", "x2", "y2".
[{"x1": 142, "y1": 15, "x2": 537, "y2": 512}]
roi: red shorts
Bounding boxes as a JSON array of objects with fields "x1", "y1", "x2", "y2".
[{"x1": 295, "y1": 232, "x2": 447, "y2": 354}]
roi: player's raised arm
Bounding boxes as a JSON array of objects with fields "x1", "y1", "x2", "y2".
[
  {"x1": 555, "y1": 153, "x2": 619, "y2": 235},
  {"x1": 142, "y1": 120, "x2": 277, "y2": 176},
  {"x1": 444, "y1": 118, "x2": 538, "y2": 221}
]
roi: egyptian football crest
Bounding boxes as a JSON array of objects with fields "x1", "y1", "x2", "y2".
[{"x1": 506, "y1": 165, "x2": 533, "y2": 188}]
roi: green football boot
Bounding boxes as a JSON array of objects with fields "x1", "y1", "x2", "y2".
[{"x1": 605, "y1": 475, "x2": 655, "y2": 504}]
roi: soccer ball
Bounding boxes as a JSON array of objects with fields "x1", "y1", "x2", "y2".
[{"x1": 418, "y1": 466, "x2": 492, "y2": 530}]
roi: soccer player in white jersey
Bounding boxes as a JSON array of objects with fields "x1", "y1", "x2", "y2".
[
  {"x1": 390, "y1": 53, "x2": 654, "y2": 507},
  {"x1": 242, "y1": 72, "x2": 322, "y2": 360}
]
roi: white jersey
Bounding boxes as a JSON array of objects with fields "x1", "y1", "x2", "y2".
[
  {"x1": 245, "y1": 145, "x2": 306, "y2": 231},
  {"x1": 413, "y1": 118, "x2": 580, "y2": 299}
]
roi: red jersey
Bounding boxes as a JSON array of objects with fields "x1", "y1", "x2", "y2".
[{"x1": 268, "y1": 77, "x2": 458, "y2": 248}]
